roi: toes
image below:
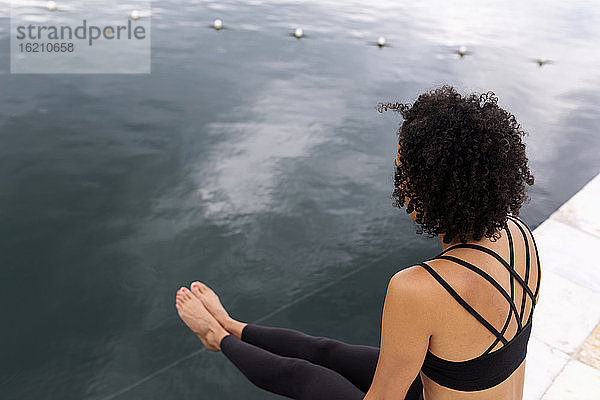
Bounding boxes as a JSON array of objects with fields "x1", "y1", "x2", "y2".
[
  {"x1": 193, "y1": 281, "x2": 209, "y2": 294},
  {"x1": 190, "y1": 282, "x2": 203, "y2": 297},
  {"x1": 175, "y1": 293, "x2": 183, "y2": 313},
  {"x1": 176, "y1": 287, "x2": 188, "y2": 302},
  {"x1": 197, "y1": 281, "x2": 209, "y2": 293},
  {"x1": 180, "y1": 286, "x2": 193, "y2": 300}
]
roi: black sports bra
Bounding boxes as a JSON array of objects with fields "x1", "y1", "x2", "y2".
[{"x1": 419, "y1": 215, "x2": 541, "y2": 391}]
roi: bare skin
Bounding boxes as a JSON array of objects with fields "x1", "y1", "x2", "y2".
[
  {"x1": 188, "y1": 281, "x2": 247, "y2": 340},
  {"x1": 175, "y1": 286, "x2": 229, "y2": 351}
]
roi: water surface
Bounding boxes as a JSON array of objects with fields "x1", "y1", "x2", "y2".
[{"x1": 1, "y1": 1, "x2": 599, "y2": 399}]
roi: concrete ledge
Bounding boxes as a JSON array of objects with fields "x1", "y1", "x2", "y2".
[
  {"x1": 577, "y1": 322, "x2": 600, "y2": 370},
  {"x1": 524, "y1": 172, "x2": 600, "y2": 399},
  {"x1": 541, "y1": 360, "x2": 600, "y2": 400}
]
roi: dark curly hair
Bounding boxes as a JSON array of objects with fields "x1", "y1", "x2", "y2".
[{"x1": 377, "y1": 85, "x2": 535, "y2": 244}]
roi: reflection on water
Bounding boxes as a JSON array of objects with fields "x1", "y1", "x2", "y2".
[{"x1": 1, "y1": 0, "x2": 599, "y2": 399}]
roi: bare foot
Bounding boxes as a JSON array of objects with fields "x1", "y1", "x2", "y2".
[
  {"x1": 190, "y1": 281, "x2": 247, "y2": 339},
  {"x1": 175, "y1": 286, "x2": 229, "y2": 351}
]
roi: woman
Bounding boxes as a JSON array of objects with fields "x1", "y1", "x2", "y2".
[{"x1": 175, "y1": 85, "x2": 541, "y2": 400}]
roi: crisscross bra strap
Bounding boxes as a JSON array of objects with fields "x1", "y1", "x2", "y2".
[
  {"x1": 507, "y1": 214, "x2": 542, "y2": 304},
  {"x1": 421, "y1": 215, "x2": 542, "y2": 356},
  {"x1": 481, "y1": 221, "x2": 515, "y2": 355},
  {"x1": 434, "y1": 217, "x2": 538, "y2": 308},
  {"x1": 506, "y1": 216, "x2": 534, "y2": 323},
  {"x1": 435, "y1": 254, "x2": 524, "y2": 332},
  {"x1": 434, "y1": 242, "x2": 536, "y2": 307},
  {"x1": 418, "y1": 262, "x2": 509, "y2": 346}
]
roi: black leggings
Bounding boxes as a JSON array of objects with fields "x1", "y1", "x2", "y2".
[{"x1": 220, "y1": 323, "x2": 424, "y2": 400}]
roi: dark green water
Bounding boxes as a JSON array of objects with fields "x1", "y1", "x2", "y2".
[{"x1": 1, "y1": 1, "x2": 599, "y2": 399}]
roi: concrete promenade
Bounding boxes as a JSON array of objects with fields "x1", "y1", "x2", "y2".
[{"x1": 524, "y1": 172, "x2": 600, "y2": 399}]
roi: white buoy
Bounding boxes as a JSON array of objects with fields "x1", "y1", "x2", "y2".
[
  {"x1": 130, "y1": 10, "x2": 140, "y2": 20},
  {"x1": 47, "y1": 1, "x2": 57, "y2": 11},
  {"x1": 377, "y1": 36, "x2": 386, "y2": 47},
  {"x1": 294, "y1": 28, "x2": 303, "y2": 39},
  {"x1": 213, "y1": 19, "x2": 223, "y2": 30},
  {"x1": 536, "y1": 57, "x2": 546, "y2": 66},
  {"x1": 458, "y1": 45, "x2": 467, "y2": 56}
]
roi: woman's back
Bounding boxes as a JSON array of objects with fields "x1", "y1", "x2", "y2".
[{"x1": 415, "y1": 215, "x2": 541, "y2": 399}]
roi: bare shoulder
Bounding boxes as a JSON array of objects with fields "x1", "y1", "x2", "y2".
[
  {"x1": 390, "y1": 263, "x2": 443, "y2": 293},
  {"x1": 387, "y1": 265, "x2": 442, "y2": 316}
]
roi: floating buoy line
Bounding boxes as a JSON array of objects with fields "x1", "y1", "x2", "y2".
[
  {"x1": 39, "y1": 5, "x2": 554, "y2": 68},
  {"x1": 200, "y1": 17, "x2": 551, "y2": 67}
]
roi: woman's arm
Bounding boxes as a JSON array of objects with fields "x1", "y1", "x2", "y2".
[{"x1": 363, "y1": 266, "x2": 432, "y2": 400}]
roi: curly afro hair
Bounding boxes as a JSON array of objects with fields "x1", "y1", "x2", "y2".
[{"x1": 377, "y1": 85, "x2": 535, "y2": 244}]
